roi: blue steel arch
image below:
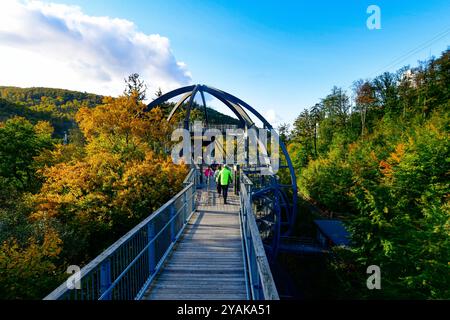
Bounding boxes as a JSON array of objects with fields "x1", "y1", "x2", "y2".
[{"x1": 145, "y1": 85, "x2": 298, "y2": 254}]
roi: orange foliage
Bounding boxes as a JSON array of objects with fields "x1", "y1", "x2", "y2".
[
  {"x1": 390, "y1": 143, "x2": 406, "y2": 163},
  {"x1": 113, "y1": 152, "x2": 188, "y2": 218},
  {"x1": 379, "y1": 143, "x2": 406, "y2": 178},
  {"x1": 3, "y1": 92, "x2": 189, "y2": 298},
  {"x1": 379, "y1": 159, "x2": 393, "y2": 177}
]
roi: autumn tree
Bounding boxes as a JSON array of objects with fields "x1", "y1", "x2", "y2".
[
  {"x1": 76, "y1": 95, "x2": 173, "y2": 157},
  {"x1": 353, "y1": 80, "x2": 375, "y2": 137},
  {"x1": 0, "y1": 228, "x2": 63, "y2": 299},
  {"x1": 34, "y1": 93, "x2": 188, "y2": 264},
  {"x1": 124, "y1": 73, "x2": 147, "y2": 102}
]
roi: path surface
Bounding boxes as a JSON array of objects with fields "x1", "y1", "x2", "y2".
[{"x1": 143, "y1": 182, "x2": 248, "y2": 300}]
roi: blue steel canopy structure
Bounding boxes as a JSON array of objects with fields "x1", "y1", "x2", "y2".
[{"x1": 145, "y1": 85, "x2": 298, "y2": 257}]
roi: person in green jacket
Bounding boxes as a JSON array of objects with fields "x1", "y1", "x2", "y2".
[{"x1": 219, "y1": 165, "x2": 233, "y2": 204}]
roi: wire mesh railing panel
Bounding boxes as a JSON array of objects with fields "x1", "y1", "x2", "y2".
[
  {"x1": 44, "y1": 170, "x2": 198, "y2": 300},
  {"x1": 239, "y1": 173, "x2": 279, "y2": 300}
]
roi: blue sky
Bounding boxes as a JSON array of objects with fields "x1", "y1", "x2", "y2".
[{"x1": 1, "y1": 0, "x2": 449, "y2": 126}]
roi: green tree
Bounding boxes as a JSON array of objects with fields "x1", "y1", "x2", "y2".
[
  {"x1": 0, "y1": 117, "x2": 54, "y2": 192},
  {"x1": 277, "y1": 123, "x2": 291, "y2": 144},
  {"x1": 287, "y1": 49, "x2": 450, "y2": 299},
  {"x1": 322, "y1": 86, "x2": 351, "y2": 127}
]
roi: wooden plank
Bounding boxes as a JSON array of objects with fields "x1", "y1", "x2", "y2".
[
  {"x1": 150, "y1": 285, "x2": 246, "y2": 291},
  {"x1": 155, "y1": 276, "x2": 246, "y2": 282},
  {"x1": 147, "y1": 293, "x2": 247, "y2": 300},
  {"x1": 142, "y1": 187, "x2": 247, "y2": 300}
]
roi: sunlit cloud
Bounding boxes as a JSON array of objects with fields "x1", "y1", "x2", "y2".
[
  {"x1": 0, "y1": 0, "x2": 192, "y2": 97},
  {"x1": 262, "y1": 109, "x2": 283, "y2": 127}
]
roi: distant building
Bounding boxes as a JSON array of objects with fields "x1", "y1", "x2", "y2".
[
  {"x1": 314, "y1": 219, "x2": 351, "y2": 248},
  {"x1": 402, "y1": 69, "x2": 418, "y2": 88}
]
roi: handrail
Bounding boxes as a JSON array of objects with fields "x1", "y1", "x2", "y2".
[
  {"x1": 183, "y1": 167, "x2": 195, "y2": 185},
  {"x1": 239, "y1": 172, "x2": 279, "y2": 300},
  {"x1": 44, "y1": 168, "x2": 198, "y2": 300},
  {"x1": 241, "y1": 172, "x2": 253, "y2": 186}
]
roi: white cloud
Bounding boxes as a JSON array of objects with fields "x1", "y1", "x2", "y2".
[
  {"x1": 0, "y1": 0, "x2": 192, "y2": 97},
  {"x1": 262, "y1": 109, "x2": 283, "y2": 127}
]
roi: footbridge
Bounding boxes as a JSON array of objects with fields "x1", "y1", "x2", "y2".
[
  {"x1": 44, "y1": 85, "x2": 308, "y2": 300},
  {"x1": 45, "y1": 169, "x2": 278, "y2": 300}
]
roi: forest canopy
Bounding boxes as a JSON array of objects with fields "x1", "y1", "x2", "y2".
[
  {"x1": 286, "y1": 49, "x2": 449, "y2": 299},
  {"x1": 0, "y1": 48, "x2": 449, "y2": 300},
  {"x1": 0, "y1": 84, "x2": 190, "y2": 299}
]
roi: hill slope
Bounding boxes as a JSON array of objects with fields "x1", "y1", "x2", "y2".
[{"x1": 0, "y1": 86, "x2": 241, "y2": 136}]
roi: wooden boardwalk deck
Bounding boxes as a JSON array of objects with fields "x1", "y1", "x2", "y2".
[{"x1": 143, "y1": 182, "x2": 248, "y2": 300}]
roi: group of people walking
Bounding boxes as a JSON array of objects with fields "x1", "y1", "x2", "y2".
[{"x1": 204, "y1": 165, "x2": 233, "y2": 204}]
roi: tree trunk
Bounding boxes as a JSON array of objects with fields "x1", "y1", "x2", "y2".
[{"x1": 313, "y1": 123, "x2": 317, "y2": 157}]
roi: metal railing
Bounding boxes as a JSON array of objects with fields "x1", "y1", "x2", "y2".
[
  {"x1": 44, "y1": 169, "x2": 198, "y2": 300},
  {"x1": 176, "y1": 122, "x2": 239, "y2": 131},
  {"x1": 183, "y1": 165, "x2": 200, "y2": 187},
  {"x1": 239, "y1": 172, "x2": 279, "y2": 300}
]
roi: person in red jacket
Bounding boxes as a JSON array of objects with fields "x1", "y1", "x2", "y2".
[{"x1": 204, "y1": 166, "x2": 214, "y2": 185}]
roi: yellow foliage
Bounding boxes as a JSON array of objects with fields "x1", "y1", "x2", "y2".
[
  {"x1": 390, "y1": 143, "x2": 406, "y2": 163},
  {"x1": 380, "y1": 143, "x2": 406, "y2": 178},
  {"x1": 7, "y1": 93, "x2": 189, "y2": 298},
  {"x1": 75, "y1": 95, "x2": 174, "y2": 157},
  {"x1": 112, "y1": 152, "x2": 188, "y2": 218},
  {"x1": 0, "y1": 229, "x2": 63, "y2": 299},
  {"x1": 31, "y1": 151, "x2": 122, "y2": 222},
  {"x1": 370, "y1": 150, "x2": 378, "y2": 162},
  {"x1": 33, "y1": 120, "x2": 54, "y2": 136},
  {"x1": 34, "y1": 143, "x2": 85, "y2": 171}
]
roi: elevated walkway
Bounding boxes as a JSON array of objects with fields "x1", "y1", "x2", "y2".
[
  {"x1": 44, "y1": 169, "x2": 279, "y2": 300},
  {"x1": 143, "y1": 183, "x2": 248, "y2": 300}
]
